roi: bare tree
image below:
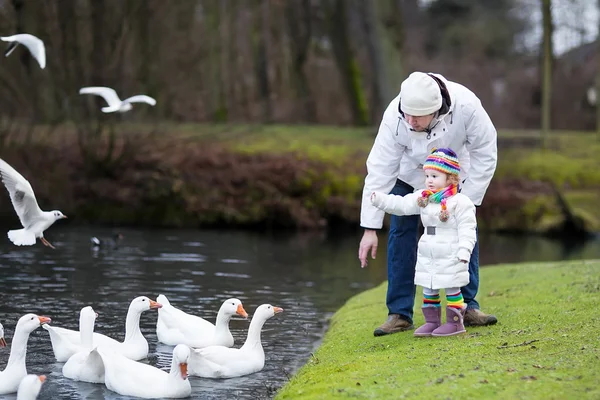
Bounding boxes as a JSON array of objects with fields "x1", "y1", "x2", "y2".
[
  {"x1": 324, "y1": 0, "x2": 369, "y2": 126},
  {"x1": 358, "y1": 0, "x2": 389, "y2": 121},
  {"x1": 597, "y1": 0, "x2": 600, "y2": 138},
  {"x1": 254, "y1": 0, "x2": 273, "y2": 122},
  {"x1": 284, "y1": 0, "x2": 317, "y2": 122},
  {"x1": 541, "y1": 0, "x2": 553, "y2": 147}
]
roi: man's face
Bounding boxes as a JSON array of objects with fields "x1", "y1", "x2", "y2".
[{"x1": 405, "y1": 113, "x2": 435, "y2": 132}]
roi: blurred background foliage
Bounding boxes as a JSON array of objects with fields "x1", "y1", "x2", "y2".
[
  {"x1": 0, "y1": 0, "x2": 598, "y2": 130},
  {"x1": 0, "y1": 0, "x2": 597, "y2": 235}
]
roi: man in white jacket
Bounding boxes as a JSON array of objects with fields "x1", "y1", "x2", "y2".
[{"x1": 358, "y1": 72, "x2": 498, "y2": 336}]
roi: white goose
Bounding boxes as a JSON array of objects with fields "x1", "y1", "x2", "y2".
[
  {"x1": 156, "y1": 295, "x2": 248, "y2": 348},
  {"x1": 1, "y1": 34, "x2": 46, "y2": 69},
  {"x1": 43, "y1": 306, "x2": 97, "y2": 362},
  {"x1": 16, "y1": 374, "x2": 46, "y2": 400},
  {"x1": 0, "y1": 314, "x2": 52, "y2": 395},
  {"x1": 95, "y1": 344, "x2": 191, "y2": 399},
  {"x1": 188, "y1": 304, "x2": 283, "y2": 379},
  {"x1": 0, "y1": 322, "x2": 6, "y2": 347},
  {"x1": 62, "y1": 306, "x2": 104, "y2": 383},
  {"x1": 43, "y1": 296, "x2": 161, "y2": 361}
]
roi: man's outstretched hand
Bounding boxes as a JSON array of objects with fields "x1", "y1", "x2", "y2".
[{"x1": 358, "y1": 229, "x2": 378, "y2": 268}]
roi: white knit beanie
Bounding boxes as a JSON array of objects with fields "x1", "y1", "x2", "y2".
[{"x1": 400, "y1": 72, "x2": 442, "y2": 116}]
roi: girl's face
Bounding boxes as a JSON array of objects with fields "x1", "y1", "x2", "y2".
[{"x1": 424, "y1": 169, "x2": 449, "y2": 191}]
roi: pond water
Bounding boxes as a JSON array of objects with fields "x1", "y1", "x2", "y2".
[{"x1": 0, "y1": 226, "x2": 598, "y2": 399}]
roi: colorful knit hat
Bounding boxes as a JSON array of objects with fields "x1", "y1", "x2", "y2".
[{"x1": 423, "y1": 148, "x2": 460, "y2": 176}]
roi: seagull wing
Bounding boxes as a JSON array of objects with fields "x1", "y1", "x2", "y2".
[
  {"x1": 0, "y1": 158, "x2": 44, "y2": 228},
  {"x1": 0, "y1": 34, "x2": 46, "y2": 69},
  {"x1": 121, "y1": 95, "x2": 156, "y2": 106},
  {"x1": 79, "y1": 87, "x2": 122, "y2": 108}
]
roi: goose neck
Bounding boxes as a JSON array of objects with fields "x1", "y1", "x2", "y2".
[
  {"x1": 124, "y1": 308, "x2": 143, "y2": 342},
  {"x1": 6, "y1": 326, "x2": 31, "y2": 369}
]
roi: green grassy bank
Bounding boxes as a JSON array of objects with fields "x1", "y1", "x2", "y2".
[
  {"x1": 0, "y1": 124, "x2": 597, "y2": 232},
  {"x1": 275, "y1": 260, "x2": 600, "y2": 399}
]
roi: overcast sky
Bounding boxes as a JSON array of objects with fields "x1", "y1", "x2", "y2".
[
  {"x1": 520, "y1": 0, "x2": 598, "y2": 55},
  {"x1": 419, "y1": 0, "x2": 599, "y2": 55}
]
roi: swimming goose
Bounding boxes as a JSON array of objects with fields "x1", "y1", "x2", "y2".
[
  {"x1": 62, "y1": 306, "x2": 105, "y2": 383},
  {"x1": 43, "y1": 306, "x2": 97, "y2": 362},
  {"x1": 96, "y1": 344, "x2": 191, "y2": 399},
  {"x1": 188, "y1": 304, "x2": 283, "y2": 379},
  {"x1": 0, "y1": 314, "x2": 51, "y2": 395},
  {"x1": 0, "y1": 322, "x2": 6, "y2": 347},
  {"x1": 156, "y1": 295, "x2": 248, "y2": 348},
  {"x1": 16, "y1": 374, "x2": 46, "y2": 400},
  {"x1": 1, "y1": 34, "x2": 46, "y2": 69},
  {"x1": 44, "y1": 296, "x2": 161, "y2": 361}
]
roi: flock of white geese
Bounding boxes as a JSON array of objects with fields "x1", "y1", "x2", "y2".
[
  {"x1": 0, "y1": 33, "x2": 284, "y2": 399},
  {"x1": 0, "y1": 295, "x2": 283, "y2": 399}
]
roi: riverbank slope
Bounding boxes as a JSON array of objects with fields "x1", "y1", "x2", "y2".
[
  {"x1": 0, "y1": 124, "x2": 597, "y2": 234},
  {"x1": 275, "y1": 259, "x2": 600, "y2": 399}
]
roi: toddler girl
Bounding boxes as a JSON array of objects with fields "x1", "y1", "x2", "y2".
[{"x1": 370, "y1": 148, "x2": 477, "y2": 336}]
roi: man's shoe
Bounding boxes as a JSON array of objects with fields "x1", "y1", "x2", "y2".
[
  {"x1": 463, "y1": 308, "x2": 498, "y2": 327},
  {"x1": 373, "y1": 314, "x2": 414, "y2": 336}
]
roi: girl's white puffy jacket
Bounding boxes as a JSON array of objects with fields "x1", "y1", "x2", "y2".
[
  {"x1": 361, "y1": 73, "x2": 497, "y2": 230},
  {"x1": 371, "y1": 191, "x2": 477, "y2": 290}
]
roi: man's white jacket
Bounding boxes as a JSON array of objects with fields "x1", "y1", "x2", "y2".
[{"x1": 360, "y1": 74, "x2": 498, "y2": 229}]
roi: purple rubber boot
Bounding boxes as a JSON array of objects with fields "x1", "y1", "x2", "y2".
[
  {"x1": 431, "y1": 306, "x2": 466, "y2": 337},
  {"x1": 414, "y1": 306, "x2": 442, "y2": 337}
]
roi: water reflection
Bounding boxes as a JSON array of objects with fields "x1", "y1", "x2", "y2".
[{"x1": 0, "y1": 226, "x2": 598, "y2": 399}]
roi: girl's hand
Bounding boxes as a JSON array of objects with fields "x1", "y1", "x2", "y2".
[{"x1": 370, "y1": 192, "x2": 384, "y2": 208}]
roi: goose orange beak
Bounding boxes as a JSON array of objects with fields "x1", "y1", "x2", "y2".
[
  {"x1": 236, "y1": 304, "x2": 248, "y2": 319},
  {"x1": 150, "y1": 300, "x2": 162, "y2": 309},
  {"x1": 0, "y1": 337, "x2": 6, "y2": 347},
  {"x1": 38, "y1": 316, "x2": 51, "y2": 325},
  {"x1": 180, "y1": 363, "x2": 188, "y2": 379},
  {"x1": 273, "y1": 307, "x2": 284, "y2": 314},
  {"x1": 39, "y1": 375, "x2": 47, "y2": 383}
]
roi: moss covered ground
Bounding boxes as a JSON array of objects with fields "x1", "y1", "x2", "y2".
[{"x1": 275, "y1": 259, "x2": 600, "y2": 400}]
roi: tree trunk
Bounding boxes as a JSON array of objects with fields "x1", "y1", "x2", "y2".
[
  {"x1": 358, "y1": 0, "x2": 389, "y2": 121},
  {"x1": 90, "y1": 0, "x2": 107, "y2": 86},
  {"x1": 254, "y1": 0, "x2": 273, "y2": 122},
  {"x1": 597, "y1": 0, "x2": 600, "y2": 139},
  {"x1": 206, "y1": 0, "x2": 227, "y2": 121},
  {"x1": 541, "y1": 0, "x2": 553, "y2": 149},
  {"x1": 284, "y1": 0, "x2": 316, "y2": 122},
  {"x1": 326, "y1": 0, "x2": 369, "y2": 126},
  {"x1": 11, "y1": 0, "x2": 32, "y2": 74},
  {"x1": 135, "y1": 0, "x2": 160, "y2": 116}
]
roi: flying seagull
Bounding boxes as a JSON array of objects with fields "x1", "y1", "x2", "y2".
[
  {"x1": 1, "y1": 34, "x2": 46, "y2": 69},
  {"x1": 0, "y1": 158, "x2": 67, "y2": 249},
  {"x1": 79, "y1": 86, "x2": 156, "y2": 113}
]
